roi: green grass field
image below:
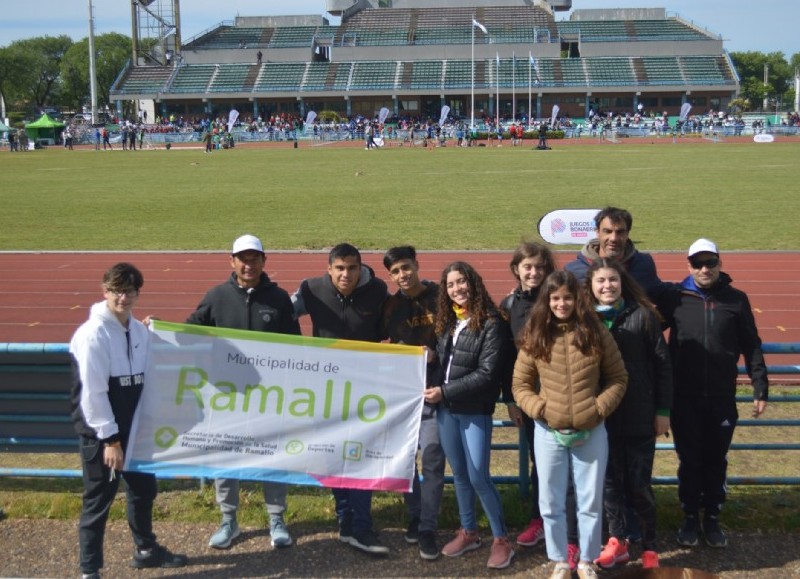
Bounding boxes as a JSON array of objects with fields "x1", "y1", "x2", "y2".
[{"x1": 0, "y1": 141, "x2": 797, "y2": 251}]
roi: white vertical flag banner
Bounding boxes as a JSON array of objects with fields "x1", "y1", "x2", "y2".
[
  {"x1": 378, "y1": 107, "x2": 391, "y2": 124},
  {"x1": 439, "y1": 105, "x2": 450, "y2": 127},
  {"x1": 679, "y1": 103, "x2": 692, "y2": 122},
  {"x1": 551, "y1": 104, "x2": 560, "y2": 126},
  {"x1": 227, "y1": 109, "x2": 239, "y2": 133},
  {"x1": 125, "y1": 321, "x2": 426, "y2": 492},
  {"x1": 472, "y1": 19, "x2": 487, "y2": 34},
  {"x1": 305, "y1": 110, "x2": 317, "y2": 126}
]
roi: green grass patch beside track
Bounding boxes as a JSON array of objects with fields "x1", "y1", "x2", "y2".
[{"x1": 0, "y1": 142, "x2": 797, "y2": 251}]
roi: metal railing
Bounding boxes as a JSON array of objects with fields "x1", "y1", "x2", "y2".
[{"x1": 1, "y1": 343, "x2": 798, "y2": 490}]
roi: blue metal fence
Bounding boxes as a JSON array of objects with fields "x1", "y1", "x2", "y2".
[{"x1": 1, "y1": 342, "x2": 798, "y2": 488}]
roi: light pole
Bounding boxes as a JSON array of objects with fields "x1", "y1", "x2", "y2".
[{"x1": 471, "y1": 18, "x2": 487, "y2": 130}]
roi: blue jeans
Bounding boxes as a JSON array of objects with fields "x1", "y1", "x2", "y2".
[
  {"x1": 437, "y1": 408, "x2": 507, "y2": 537},
  {"x1": 333, "y1": 488, "x2": 373, "y2": 535},
  {"x1": 534, "y1": 420, "x2": 608, "y2": 562}
]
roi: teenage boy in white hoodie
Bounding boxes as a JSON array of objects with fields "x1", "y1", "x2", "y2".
[{"x1": 70, "y1": 263, "x2": 187, "y2": 579}]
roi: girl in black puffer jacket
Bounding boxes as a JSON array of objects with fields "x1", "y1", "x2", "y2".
[
  {"x1": 498, "y1": 242, "x2": 556, "y2": 549},
  {"x1": 585, "y1": 259, "x2": 672, "y2": 571},
  {"x1": 425, "y1": 261, "x2": 515, "y2": 570}
]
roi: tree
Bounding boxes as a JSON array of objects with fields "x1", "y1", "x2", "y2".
[
  {"x1": 60, "y1": 33, "x2": 131, "y2": 113},
  {"x1": 4, "y1": 36, "x2": 73, "y2": 110},
  {"x1": 730, "y1": 51, "x2": 792, "y2": 110}
]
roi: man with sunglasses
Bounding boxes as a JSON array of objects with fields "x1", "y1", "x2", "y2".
[{"x1": 660, "y1": 238, "x2": 768, "y2": 550}]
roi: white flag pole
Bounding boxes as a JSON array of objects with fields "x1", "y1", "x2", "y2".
[
  {"x1": 496, "y1": 52, "x2": 500, "y2": 131},
  {"x1": 512, "y1": 51, "x2": 516, "y2": 123},
  {"x1": 471, "y1": 21, "x2": 475, "y2": 130},
  {"x1": 528, "y1": 52, "x2": 532, "y2": 129}
]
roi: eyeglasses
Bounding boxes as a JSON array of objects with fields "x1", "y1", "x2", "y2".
[
  {"x1": 105, "y1": 287, "x2": 139, "y2": 298},
  {"x1": 689, "y1": 257, "x2": 720, "y2": 269}
]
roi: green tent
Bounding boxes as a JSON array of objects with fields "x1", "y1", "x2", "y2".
[{"x1": 25, "y1": 113, "x2": 65, "y2": 143}]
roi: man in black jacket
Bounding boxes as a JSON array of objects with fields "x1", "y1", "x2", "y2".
[
  {"x1": 381, "y1": 246, "x2": 445, "y2": 561},
  {"x1": 660, "y1": 238, "x2": 768, "y2": 549},
  {"x1": 292, "y1": 243, "x2": 389, "y2": 555},
  {"x1": 187, "y1": 234, "x2": 301, "y2": 551}
]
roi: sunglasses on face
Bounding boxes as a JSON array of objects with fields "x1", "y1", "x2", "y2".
[{"x1": 689, "y1": 257, "x2": 720, "y2": 269}]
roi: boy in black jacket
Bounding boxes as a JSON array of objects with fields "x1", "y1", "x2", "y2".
[{"x1": 381, "y1": 246, "x2": 445, "y2": 561}]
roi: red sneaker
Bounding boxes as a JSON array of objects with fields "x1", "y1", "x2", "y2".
[
  {"x1": 641, "y1": 550, "x2": 660, "y2": 568},
  {"x1": 567, "y1": 543, "x2": 580, "y2": 571},
  {"x1": 594, "y1": 537, "x2": 630, "y2": 569},
  {"x1": 516, "y1": 517, "x2": 545, "y2": 547}
]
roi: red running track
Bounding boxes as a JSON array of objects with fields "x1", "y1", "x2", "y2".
[{"x1": 0, "y1": 251, "x2": 798, "y2": 369}]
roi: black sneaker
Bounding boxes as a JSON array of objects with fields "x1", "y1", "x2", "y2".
[
  {"x1": 676, "y1": 515, "x2": 699, "y2": 547},
  {"x1": 418, "y1": 530, "x2": 440, "y2": 561},
  {"x1": 130, "y1": 544, "x2": 187, "y2": 569},
  {"x1": 405, "y1": 517, "x2": 420, "y2": 544},
  {"x1": 350, "y1": 529, "x2": 390, "y2": 555},
  {"x1": 339, "y1": 515, "x2": 354, "y2": 544},
  {"x1": 703, "y1": 515, "x2": 728, "y2": 548}
]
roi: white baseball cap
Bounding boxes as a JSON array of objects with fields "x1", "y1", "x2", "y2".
[
  {"x1": 232, "y1": 234, "x2": 264, "y2": 255},
  {"x1": 688, "y1": 238, "x2": 718, "y2": 257}
]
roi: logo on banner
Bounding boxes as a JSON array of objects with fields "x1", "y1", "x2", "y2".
[
  {"x1": 155, "y1": 426, "x2": 179, "y2": 449},
  {"x1": 551, "y1": 218, "x2": 567, "y2": 235},
  {"x1": 538, "y1": 209, "x2": 601, "y2": 245},
  {"x1": 344, "y1": 441, "x2": 363, "y2": 461},
  {"x1": 285, "y1": 440, "x2": 305, "y2": 455}
]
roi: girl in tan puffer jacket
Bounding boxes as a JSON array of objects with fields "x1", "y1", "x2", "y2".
[{"x1": 512, "y1": 271, "x2": 627, "y2": 579}]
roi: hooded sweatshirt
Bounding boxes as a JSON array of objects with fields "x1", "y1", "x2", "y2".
[
  {"x1": 565, "y1": 239, "x2": 664, "y2": 300},
  {"x1": 70, "y1": 301, "x2": 150, "y2": 445},
  {"x1": 293, "y1": 264, "x2": 388, "y2": 342}
]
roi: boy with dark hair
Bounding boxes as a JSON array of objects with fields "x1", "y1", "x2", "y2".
[
  {"x1": 70, "y1": 263, "x2": 187, "y2": 579},
  {"x1": 292, "y1": 243, "x2": 389, "y2": 554},
  {"x1": 381, "y1": 246, "x2": 445, "y2": 560}
]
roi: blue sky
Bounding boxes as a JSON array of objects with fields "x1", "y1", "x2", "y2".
[{"x1": 0, "y1": 1, "x2": 796, "y2": 57}]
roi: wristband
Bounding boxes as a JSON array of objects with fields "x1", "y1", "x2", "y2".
[{"x1": 106, "y1": 440, "x2": 122, "y2": 448}]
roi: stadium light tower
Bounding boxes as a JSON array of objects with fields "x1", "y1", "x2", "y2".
[{"x1": 131, "y1": 0, "x2": 182, "y2": 66}]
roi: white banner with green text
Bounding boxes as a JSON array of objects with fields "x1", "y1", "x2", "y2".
[{"x1": 124, "y1": 320, "x2": 426, "y2": 492}]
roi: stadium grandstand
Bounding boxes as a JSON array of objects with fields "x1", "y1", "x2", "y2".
[{"x1": 110, "y1": 0, "x2": 738, "y2": 124}]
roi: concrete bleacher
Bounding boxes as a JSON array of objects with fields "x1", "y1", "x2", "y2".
[
  {"x1": 586, "y1": 57, "x2": 636, "y2": 86},
  {"x1": 253, "y1": 62, "x2": 306, "y2": 92},
  {"x1": 268, "y1": 26, "x2": 320, "y2": 48},
  {"x1": 302, "y1": 62, "x2": 330, "y2": 91},
  {"x1": 409, "y1": 60, "x2": 443, "y2": 90},
  {"x1": 641, "y1": 56, "x2": 685, "y2": 85},
  {"x1": 443, "y1": 60, "x2": 477, "y2": 89},
  {"x1": 207, "y1": 64, "x2": 256, "y2": 92},
  {"x1": 169, "y1": 64, "x2": 216, "y2": 93},
  {"x1": 113, "y1": 55, "x2": 737, "y2": 97},
  {"x1": 335, "y1": 4, "x2": 555, "y2": 47},
  {"x1": 558, "y1": 18, "x2": 709, "y2": 42},
  {"x1": 681, "y1": 55, "x2": 733, "y2": 84},
  {"x1": 114, "y1": 66, "x2": 172, "y2": 95},
  {"x1": 349, "y1": 61, "x2": 398, "y2": 90},
  {"x1": 200, "y1": 26, "x2": 266, "y2": 49}
]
